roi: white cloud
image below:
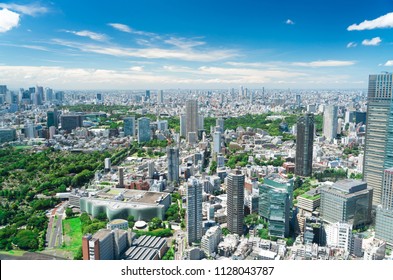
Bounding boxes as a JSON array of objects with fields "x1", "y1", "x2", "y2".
[
  {"x1": 286, "y1": 19, "x2": 294, "y2": 25},
  {"x1": 0, "y1": 2, "x2": 48, "y2": 16},
  {"x1": 0, "y1": 42, "x2": 48, "y2": 51},
  {"x1": 164, "y1": 37, "x2": 205, "y2": 49},
  {"x1": 129, "y1": 66, "x2": 144, "y2": 72},
  {"x1": 292, "y1": 60, "x2": 356, "y2": 67},
  {"x1": 0, "y1": 8, "x2": 19, "y2": 33},
  {"x1": 362, "y1": 37, "x2": 381, "y2": 46},
  {"x1": 52, "y1": 39, "x2": 238, "y2": 62},
  {"x1": 346, "y1": 42, "x2": 357, "y2": 48},
  {"x1": 385, "y1": 60, "x2": 393, "y2": 66},
  {"x1": 64, "y1": 30, "x2": 108, "y2": 41},
  {"x1": 347, "y1": 12, "x2": 393, "y2": 31},
  {"x1": 108, "y1": 23, "x2": 132, "y2": 33}
]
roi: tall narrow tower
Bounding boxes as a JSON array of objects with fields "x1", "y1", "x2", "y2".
[
  {"x1": 186, "y1": 177, "x2": 202, "y2": 244},
  {"x1": 227, "y1": 169, "x2": 245, "y2": 235},
  {"x1": 295, "y1": 113, "x2": 314, "y2": 176},
  {"x1": 186, "y1": 99, "x2": 198, "y2": 141}
]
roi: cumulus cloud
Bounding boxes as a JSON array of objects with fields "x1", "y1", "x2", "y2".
[
  {"x1": 347, "y1": 12, "x2": 393, "y2": 31},
  {"x1": 0, "y1": 2, "x2": 48, "y2": 16},
  {"x1": 346, "y1": 42, "x2": 357, "y2": 48},
  {"x1": 286, "y1": 19, "x2": 295, "y2": 25},
  {"x1": 292, "y1": 60, "x2": 356, "y2": 67},
  {"x1": 0, "y1": 8, "x2": 19, "y2": 33},
  {"x1": 362, "y1": 37, "x2": 381, "y2": 46},
  {"x1": 108, "y1": 23, "x2": 132, "y2": 33},
  {"x1": 164, "y1": 37, "x2": 205, "y2": 49},
  {"x1": 64, "y1": 30, "x2": 108, "y2": 41},
  {"x1": 385, "y1": 60, "x2": 393, "y2": 66}
]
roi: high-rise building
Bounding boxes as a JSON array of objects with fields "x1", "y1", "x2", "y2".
[
  {"x1": 216, "y1": 117, "x2": 224, "y2": 133},
  {"x1": 45, "y1": 88, "x2": 53, "y2": 102},
  {"x1": 137, "y1": 117, "x2": 151, "y2": 143},
  {"x1": 259, "y1": 174, "x2": 293, "y2": 238},
  {"x1": 201, "y1": 226, "x2": 221, "y2": 257},
  {"x1": 198, "y1": 114, "x2": 204, "y2": 131},
  {"x1": 375, "y1": 168, "x2": 393, "y2": 246},
  {"x1": 364, "y1": 73, "x2": 393, "y2": 205},
  {"x1": 145, "y1": 90, "x2": 150, "y2": 101},
  {"x1": 0, "y1": 85, "x2": 7, "y2": 95},
  {"x1": 323, "y1": 105, "x2": 338, "y2": 141},
  {"x1": 34, "y1": 86, "x2": 44, "y2": 105},
  {"x1": 167, "y1": 147, "x2": 179, "y2": 183},
  {"x1": 123, "y1": 117, "x2": 135, "y2": 137},
  {"x1": 158, "y1": 90, "x2": 164, "y2": 104},
  {"x1": 0, "y1": 128, "x2": 17, "y2": 144},
  {"x1": 213, "y1": 131, "x2": 222, "y2": 155},
  {"x1": 325, "y1": 222, "x2": 353, "y2": 252},
  {"x1": 186, "y1": 99, "x2": 198, "y2": 142},
  {"x1": 180, "y1": 114, "x2": 186, "y2": 138},
  {"x1": 295, "y1": 113, "x2": 314, "y2": 177},
  {"x1": 186, "y1": 177, "x2": 203, "y2": 244},
  {"x1": 320, "y1": 179, "x2": 372, "y2": 229},
  {"x1": 227, "y1": 169, "x2": 245, "y2": 235},
  {"x1": 61, "y1": 114, "x2": 83, "y2": 132},
  {"x1": 47, "y1": 109, "x2": 59, "y2": 128},
  {"x1": 381, "y1": 167, "x2": 393, "y2": 209}
]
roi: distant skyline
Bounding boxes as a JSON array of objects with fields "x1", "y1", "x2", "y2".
[{"x1": 0, "y1": 0, "x2": 393, "y2": 89}]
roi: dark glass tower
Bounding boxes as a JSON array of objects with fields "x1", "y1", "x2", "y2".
[{"x1": 295, "y1": 113, "x2": 314, "y2": 177}]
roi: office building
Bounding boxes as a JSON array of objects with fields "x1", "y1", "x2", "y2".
[
  {"x1": 216, "y1": 117, "x2": 224, "y2": 133},
  {"x1": 259, "y1": 174, "x2": 293, "y2": 238},
  {"x1": 375, "y1": 168, "x2": 393, "y2": 246},
  {"x1": 295, "y1": 113, "x2": 314, "y2": 177},
  {"x1": 198, "y1": 114, "x2": 204, "y2": 131},
  {"x1": 186, "y1": 99, "x2": 198, "y2": 141},
  {"x1": 61, "y1": 114, "x2": 83, "y2": 132},
  {"x1": 381, "y1": 167, "x2": 393, "y2": 209},
  {"x1": 325, "y1": 222, "x2": 352, "y2": 252},
  {"x1": 157, "y1": 90, "x2": 164, "y2": 104},
  {"x1": 47, "y1": 109, "x2": 58, "y2": 128},
  {"x1": 180, "y1": 114, "x2": 186, "y2": 138},
  {"x1": 123, "y1": 116, "x2": 135, "y2": 137},
  {"x1": 364, "y1": 73, "x2": 393, "y2": 205},
  {"x1": 145, "y1": 90, "x2": 150, "y2": 101},
  {"x1": 0, "y1": 128, "x2": 17, "y2": 144},
  {"x1": 323, "y1": 105, "x2": 338, "y2": 141},
  {"x1": 167, "y1": 146, "x2": 179, "y2": 183},
  {"x1": 227, "y1": 169, "x2": 245, "y2": 236},
  {"x1": 201, "y1": 226, "x2": 222, "y2": 257},
  {"x1": 213, "y1": 131, "x2": 222, "y2": 155},
  {"x1": 137, "y1": 117, "x2": 151, "y2": 143},
  {"x1": 82, "y1": 229, "x2": 129, "y2": 260},
  {"x1": 187, "y1": 177, "x2": 203, "y2": 244},
  {"x1": 320, "y1": 179, "x2": 372, "y2": 229},
  {"x1": 107, "y1": 219, "x2": 129, "y2": 230}
]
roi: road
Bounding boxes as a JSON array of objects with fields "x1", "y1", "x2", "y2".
[{"x1": 46, "y1": 201, "x2": 67, "y2": 249}]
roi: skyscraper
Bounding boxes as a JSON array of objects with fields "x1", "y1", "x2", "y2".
[
  {"x1": 216, "y1": 117, "x2": 224, "y2": 133},
  {"x1": 295, "y1": 113, "x2": 314, "y2": 177},
  {"x1": 47, "y1": 109, "x2": 59, "y2": 128},
  {"x1": 123, "y1": 116, "x2": 135, "y2": 137},
  {"x1": 137, "y1": 117, "x2": 151, "y2": 143},
  {"x1": 227, "y1": 169, "x2": 245, "y2": 235},
  {"x1": 323, "y1": 105, "x2": 338, "y2": 141},
  {"x1": 186, "y1": 99, "x2": 198, "y2": 142},
  {"x1": 167, "y1": 146, "x2": 179, "y2": 183},
  {"x1": 158, "y1": 90, "x2": 164, "y2": 104},
  {"x1": 364, "y1": 73, "x2": 393, "y2": 205},
  {"x1": 376, "y1": 167, "x2": 393, "y2": 247},
  {"x1": 213, "y1": 130, "x2": 222, "y2": 155},
  {"x1": 186, "y1": 177, "x2": 202, "y2": 244},
  {"x1": 180, "y1": 114, "x2": 186, "y2": 138}
]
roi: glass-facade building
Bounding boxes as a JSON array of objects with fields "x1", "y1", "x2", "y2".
[
  {"x1": 320, "y1": 179, "x2": 372, "y2": 229},
  {"x1": 364, "y1": 73, "x2": 393, "y2": 205},
  {"x1": 295, "y1": 113, "x2": 314, "y2": 176},
  {"x1": 137, "y1": 117, "x2": 151, "y2": 143},
  {"x1": 187, "y1": 177, "x2": 203, "y2": 244},
  {"x1": 123, "y1": 116, "x2": 135, "y2": 137},
  {"x1": 259, "y1": 174, "x2": 293, "y2": 238}
]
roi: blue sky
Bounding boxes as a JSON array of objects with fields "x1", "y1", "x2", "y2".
[{"x1": 0, "y1": 0, "x2": 393, "y2": 89}]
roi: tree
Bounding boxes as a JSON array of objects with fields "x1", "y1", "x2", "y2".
[
  {"x1": 127, "y1": 215, "x2": 135, "y2": 228},
  {"x1": 65, "y1": 207, "x2": 74, "y2": 219}
]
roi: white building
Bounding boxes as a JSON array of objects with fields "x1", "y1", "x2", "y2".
[
  {"x1": 325, "y1": 222, "x2": 352, "y2": 252},
  {"x1": 201, "y1": 226, "x2": 222, "y2": 257}
]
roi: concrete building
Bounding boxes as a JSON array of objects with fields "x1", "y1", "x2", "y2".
[
  {"x1": 364, "y1": 73, "x2": 393, "y2": 205},
  {"x1": 137, "y1": 117, "x2": 151, "y2": 143},
  {"x1": 323, "y1": 105, "x2": 338, "y2": 141},
  {"x1": 157, "y1": 90, "x2": 164, "y2": 104},
  {"x1": 213, "y1": 130, "x2": 222, "y2": 156},
  {"x1": 123, "y1": 117, "x2": 135, "y2": 137},
  {"x1": 47, "y1": 109, "x2": 58, "y2": 128},
  {"x1": 227, "y1": 169, "x2": 245, "y2": 236},
  {"x1": 124, "y1": 235, "x2": 168, "y2": 260},
  {"x1": 180, "y1": 114, "x2": 186, "y2": 138},
  {"x1": 216, "y1": 117, "x2": 224, "y2": 133},
  {"x1": 381, "y1": 167, "x2": 393, "y2": 209},
  {"x1": 107, "y1": 219, "x2": 129, "y2": 230},
  {"x1": 259, "y1": 174, "x2": 293, "y2": 238},
  {"x1": 186, "y1": 99, "x2": 198, "y2": 142},
  {"x1": 320, "y1": 179, "x2": 372, "y2": 229},
  {"x1": 201, "y1": 226, "x2": 222, "y2": 257},
  {"x1": 295, "y1": 113, "x2": 314, "y2": 176},
  {"x1": 325, "y1": 222, "x2": 352, "y2": 252},
  {"x1": 297, "y1": 188, "x2": 321, "y2": 213},
  {"x1": 167, "y1": 147, "x2": 179, "y2": 184},
  {"x1": 82, "y1": 228, "x2": 130, "y2": 260},
  {"x1": 187, "y1": 177, "x2": 203, "y2": 244},
  {"x1": 375, "y1": 168, "x2": 393, "y2": 247}
]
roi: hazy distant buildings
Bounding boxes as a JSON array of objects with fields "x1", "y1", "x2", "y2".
[
  {"x1": 187, "y1": 177, "x2": 203, "y2": 244},
  {"x1": 323, "y1": 105, "x2": 338, "y2": 141},
  {"x1": 157, "y1": 90, "x2": 164, "y2": 104},
  {"x1": 295, "y1": 113, "x2": 314, "y2": 177},
  {"x1": 364, "y1": 73, "x2": 393, "y2": 205},
  {"x1": 227, "y1": 169, "x2": 245, "y2": 236},
  {"x1": 124, "y1": 117, "x2": 136, "y2": 137},
  {"x1": 0, "y1": 128, "x2": 17, "y2": 144},
  {"x1": 61, "y1": 114, "x2": 83, "y2": 132},
  {"x1": 47, "y1": 109, "x2": 59, "y2": 128},
  {"x1": 137, "y1": 117, "x2": 151, "y2": 143}
]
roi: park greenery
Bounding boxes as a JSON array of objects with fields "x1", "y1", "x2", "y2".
[{"x1": 0, "y1": 145, "x2": 131, "y2": 252}]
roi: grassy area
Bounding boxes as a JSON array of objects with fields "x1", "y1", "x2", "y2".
[
  {"x1": 61, "y1": 217, "x2": 82, "y2": 257},
  {"x1": 301, "y1": 194, "x2": 321, "y2": 200},
  {"x1": 0, "y1": 250, "x2": 26, "y2": 256}
]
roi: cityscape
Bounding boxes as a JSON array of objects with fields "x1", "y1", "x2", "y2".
[{"x1": 1, "y1": 0, "x2": 393, "y2": 262}]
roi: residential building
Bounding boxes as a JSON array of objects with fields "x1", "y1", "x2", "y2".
[
  {"x1": 295, "y1": 113, "x2": 314, "y2": 176},
  {"x1": 227, "y1": 169, "x2": 245, "y2": 236},
  {"x1": 186, "y1": 99, "x2": 198, "y2": 142},
  {"x1": 201, "y1": 226, "x2": 222, "y2": 257},
  {"x1": 187, "y1": 177, "x2": 203, "y2": 244},
  {"x1": 137, "y1": 117, "x2": 151, "y2": 143},
  {"x1": 124, "y1": 116, "x2": 135, "y2": 137},
  {"x1": 167, "y1": 146, "x2": 179, "y2": 183},
  {"x1": 323, "y1": 105, "x2": 338, "y2": 141}
]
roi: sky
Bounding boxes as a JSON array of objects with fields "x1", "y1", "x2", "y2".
[{"x1": 0, "y1": 0, "x2": 393, "y2": 90}]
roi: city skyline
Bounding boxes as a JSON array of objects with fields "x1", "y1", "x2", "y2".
[{"x1": 0, "y1": 0, "x2": 393, "y2": 89}]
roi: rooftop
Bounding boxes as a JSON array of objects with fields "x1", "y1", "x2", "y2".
[{"x1": 331, "y1": 179, "x2": 367, "y2": 194}]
